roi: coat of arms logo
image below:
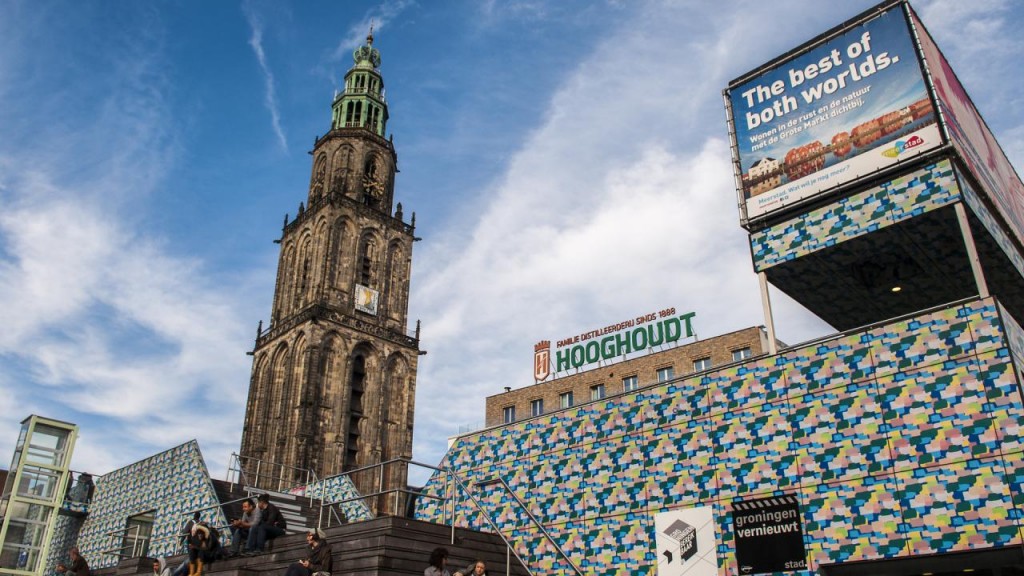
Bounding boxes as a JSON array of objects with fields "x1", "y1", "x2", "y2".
[{"x1": 534, "y1": 340, "x2": 551, "y2": 382}]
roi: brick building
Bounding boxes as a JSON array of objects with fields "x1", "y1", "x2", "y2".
[{"x1": 485, "y1": 326, "x2": 772, "y2": 427}]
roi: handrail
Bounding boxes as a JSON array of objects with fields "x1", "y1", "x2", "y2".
[
  {"x1": 447, "y1": 472, "x2": 537, "y2": 576},
  {"x1": 476, "y1": 477, "x2": 583, "y2": 576},
  {"x1": 313, "y1": 458, "x2": 555, "y2": 575},
  {"x1": 228, "y1": 453, "x2": 319, "y2": 505},
  {"x1": 98, "y1": 524, "x2": 147, "y2": 559}
]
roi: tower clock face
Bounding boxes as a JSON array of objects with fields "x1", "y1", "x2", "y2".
[{"x1": 354, "y1": 284, "x2": 379, "y2": 315}]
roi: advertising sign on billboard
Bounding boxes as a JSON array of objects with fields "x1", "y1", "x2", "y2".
[
  {"x1": 727, "y1": 4, "x2": 941, "y2": 221},
  {"x1": 732, "y1": 496, "x2": 807, "y2": 574},
  {"x1": 910, "y1": 7, "x2": 1024, "y2": 248}
]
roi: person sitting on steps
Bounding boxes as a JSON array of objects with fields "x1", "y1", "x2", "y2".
[
  {"x1": 187, "y1": 521, "x2": 210, "y2": 576},
  {"x1": 245, "y1": 493, "x2": 287, "y2": 555},
  {"x1": 283, "y1": 530, "x2": 332, "y2": 576},
  {"x1": 454, "y1": 559, "x2": 487, "y2": 576},
  {"x1": 229, "y1": 498, "x2": 261, "y2": 556}
]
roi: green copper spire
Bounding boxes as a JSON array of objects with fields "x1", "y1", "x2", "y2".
[{"x1": 330, "y1": 29, "x2": 388, "y2": 137}]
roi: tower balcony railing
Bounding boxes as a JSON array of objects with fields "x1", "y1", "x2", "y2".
[{"x1": 342, "y1": 86, "x2": 386, "y2": 102}]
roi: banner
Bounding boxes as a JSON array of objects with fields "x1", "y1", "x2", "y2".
[
  {"x1": 910, "y1": 7, "x2": 1024, "y2": 248},
  {"x1": 655, "y1": 506, "x2": 718, "y2": 576},
  {"x1": 727, "y1": 4, "x2": 940, "y2": 221}
]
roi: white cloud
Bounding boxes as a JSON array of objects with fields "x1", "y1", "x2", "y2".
[
  {"x1": 408, "y1": 0, "x2": 847, "y2": 468},
  {"x1": 0, "y1": 4, "x2": 257, "y2": 476},
  {"x1": 243, "y1": 1, "x2": 289, "y2": 151},
  {"x1": 332, "y1": 0, "x2": 416, "y2": 62}
]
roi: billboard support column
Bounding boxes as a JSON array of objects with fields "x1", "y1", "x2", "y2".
[
  {"x1": 955, "y1": 202, "x2": 989, "y2": 298},
  {"x1": 758, "y1": 272, "x2": 778, "y2": 355}
]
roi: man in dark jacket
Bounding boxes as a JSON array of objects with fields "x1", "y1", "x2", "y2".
[
  {"x1": 56, "y1": 547, "x2": 89, "y2": 576},
  {"x1": 284, "y1": 530, "x2": 332, "y2": 576},
  {"x1": 247, "y1": 493, "x2": 287, "y2": 554}
]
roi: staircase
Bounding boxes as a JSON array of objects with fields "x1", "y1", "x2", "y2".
[
  {"x1": 210, "y1": 480, "x2": 328, "y2": 537},
  {"x1": 128, "y1": 518, "x2": 528, "y2": 576}
]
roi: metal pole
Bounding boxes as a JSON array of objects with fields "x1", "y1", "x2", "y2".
[
  {"x1": 449, "y1": 470, "x2": 456, "y2": 545},
  {"x1": 758, "y1": 271, "x2": 778, "y2": 355},
  {"x1": 255, "y1": 460, "x2": 262, "y2": 489},
  {"x1": 955, "y1": 202, "x2": 990, "y2": 297},
  {"x1": 377, "y1": 462, "x2": 384, "y2": 516}
]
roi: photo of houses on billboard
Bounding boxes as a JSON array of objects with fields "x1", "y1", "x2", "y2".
[{"x1": 727, "y1": 4, "x2": 940, "y2": 221}]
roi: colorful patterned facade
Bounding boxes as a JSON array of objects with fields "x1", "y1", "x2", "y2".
[
  {"x1": 749, "y1": 159, "x2": 959, "y2": 272},
  {"x1": 415, "y1": 296, "x2": 1024, "y2": 574},
  {"x1": 61, "y1": 441, "x2": 225, "y2": 570}
]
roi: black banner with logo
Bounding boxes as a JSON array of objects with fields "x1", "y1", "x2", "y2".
[{"x1": 732, "y1": 495, "x2": 807, "y2": 574}]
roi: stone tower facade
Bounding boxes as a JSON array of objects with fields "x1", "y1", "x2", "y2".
[{"x1": 239, "y1": 33, "x2": 419, "y2": 502}]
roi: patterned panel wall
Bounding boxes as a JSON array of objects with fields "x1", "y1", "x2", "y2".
[
  {"x1": 305, "y1": 474, "x2": 373, "y2": 522},
  {"x1": 45, "y1": 515, "x2": 85, "y2": 574},
  {"x1": 415, "y1": 297, "x2": 1024, "y2": 575},
  {"x1": 67, "y1": 441, "x2": 225, "y2": 570},
  {"x1": 750, "y1": 160, "x2": 959, "y2": 272}
]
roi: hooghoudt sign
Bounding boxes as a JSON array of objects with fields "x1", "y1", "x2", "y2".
[
  {"x1": 533, "y1": 308, "x2": 696, "y2": 382},
  {"x1": 726, "y1": 3, "x2": 939, "y2": 222},
  {"x1": 732, "y1": 496, "x2": 807, "y2": 574}
]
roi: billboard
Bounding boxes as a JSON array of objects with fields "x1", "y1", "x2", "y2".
[
  {"x1": 910, "y1": 7, "x2": 1024, "y2": 248},
  {"x1": 726, "y1": 3, "x2": 941, "y2": 221}
]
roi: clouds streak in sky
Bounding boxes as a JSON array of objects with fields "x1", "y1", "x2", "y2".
[{"x1": 244, "y1": 1, "x2": 288, "y2": 152}]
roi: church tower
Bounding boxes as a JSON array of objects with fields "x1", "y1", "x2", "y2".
[{"x1": 239, "y1": 32, "x2": 419, "y2": 502}]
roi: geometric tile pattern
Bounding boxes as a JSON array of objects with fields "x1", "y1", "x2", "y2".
[
  {"x1": 304, "y1": 475, "x2": 374, "y2": 523},
  {"x1": 415, "y1": 297, "x2": 1024, "y2": 574},
  {"x1": 70, "y1": 441, "x2": 226, "y2": 569},
  {"x1": 46, "y1": 516, "x2": 85, "y2": 575},
  {"x1": 962, "y1": 174, "x2": 1024, "y2": 284},
  {"x1": 751, "y1": 159, "x2": 959, "y2": 272}
]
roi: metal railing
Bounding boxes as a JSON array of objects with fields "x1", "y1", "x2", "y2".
[
  {"x1": 476, "y1": 477, "x2": 582, "y2": 576},
  {"x1": 227, "y1": 453, "x2": 319, "y2": 506},
  {"x1": 314, "y1": 458, "x2": 581, "y2": 576},
  {"x1": 98, "y1": 524, "x2": 149, "y2": 559},
  {"x1": 147, "y1": 504, "x2": 236, "y2": 555}
]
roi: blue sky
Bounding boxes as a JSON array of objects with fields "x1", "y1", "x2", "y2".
[{"x1": 0, "y1": 0, "x2": 1021, "y2": 483}]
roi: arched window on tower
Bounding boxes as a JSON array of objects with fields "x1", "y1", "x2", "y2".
[
  {"x1": 332, "y1": 146, "x2": 354, "y2": 194},
  {"x1": 361, "y1": 156, "x2": 385, "y2": 207},
  {"x1": 311, "y1": 155, "x2": 327, "y2": 201},
  {"x1": 345, "y1": 354, "x2": 367, "y2": 470},
  {"x1": 357, "y1": 235, "x2": 376, "y2": 287}
]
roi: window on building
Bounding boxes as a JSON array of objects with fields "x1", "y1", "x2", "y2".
[
  {"x1": 122, "y1": 510, "x2": 154, "y2": 559},
  {"x1": 502, "y1": 406, "x2": 516, "y2": 424},
  {"x1": 657, "y1": 366, "x2": 675, "y2": 382},
  {"x1": 559, "y1": 391, "x2": 574, "y2": 409},
  {"x1": 590, "y1": 384, "x2": 606, "y2": 401},
  {"x1": 530, "y1": 398, "x2": 544, "y2": 417},
  {"x1": 622, "y1": 375, "x2": 638, "y2": 392},
  {"x1": 693, "y1": 357, "x2": 712, "y2": 372},
  {"x1": 732, "y1": 347, "x2": 752, "y2": 362}
]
